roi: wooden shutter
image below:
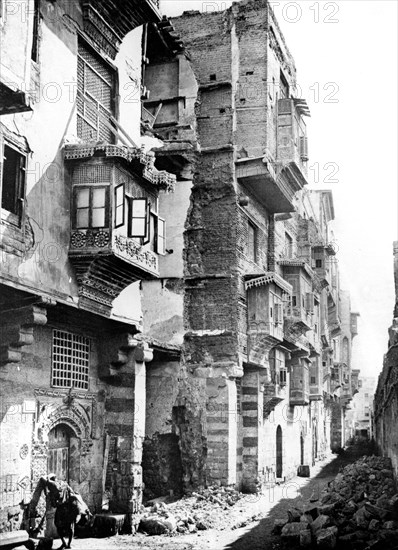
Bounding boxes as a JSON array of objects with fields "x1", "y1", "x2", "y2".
[
  {"x1": 143, "y1": 202, "x2": 151, "y2": 245},
  {"x1": 156, "y1": 216, "x2": 166, "y2": 255},
  {"x1": 114, "y1": 184, "x2": 125, "y2": 228}
]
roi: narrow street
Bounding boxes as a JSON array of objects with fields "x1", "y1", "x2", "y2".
[{"x1": 66, "y1": 442, "x2": 376, "y2": 550}]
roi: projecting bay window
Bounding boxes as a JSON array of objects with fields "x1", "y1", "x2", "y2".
[
  {"x1": 1, "y1": 143, "x2": 27, "y2": 226},
  {"x1": 74, "y1": 186, "x2": 109, "y2": 229}
]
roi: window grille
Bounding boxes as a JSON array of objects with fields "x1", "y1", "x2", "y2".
[{"x1": 52, "y1": 330, "x2": 90, "y2": 390}]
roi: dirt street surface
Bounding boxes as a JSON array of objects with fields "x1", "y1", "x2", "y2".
[{"x1": 59, "y1": 443, "x2": 376, "y2": 550}]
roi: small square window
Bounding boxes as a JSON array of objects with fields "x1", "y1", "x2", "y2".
[{"x1": 315, "y1": 259, "x2": 322, "y2": 268}]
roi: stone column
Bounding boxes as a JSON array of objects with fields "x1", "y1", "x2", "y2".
[
  {"x1": 241, "y1": 367, "x2": 267, "y2": 492},
  {"x1": 205, "y1": 376, "x2": 238, "y2": 487},
  {"x1": 104, "y1": 338, "x2": 152, "y2": 531}
]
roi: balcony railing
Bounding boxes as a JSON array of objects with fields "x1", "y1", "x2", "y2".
[{"x1": 70, "y1": 229, "x2": 158, "y2": 276}]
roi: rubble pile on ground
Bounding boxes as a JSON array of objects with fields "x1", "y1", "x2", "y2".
[
  {"x1": 274, "y1": 455, "x2": 398, "y2": 549},
  {"x1": 139, "y1": 486, "x2": 246, "y2": 536}
]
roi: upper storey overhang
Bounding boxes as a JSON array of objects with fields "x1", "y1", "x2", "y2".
[
  {"x1": 82, "y1": 0, "x2": 161, "y2": 59},
  {"x1": 236, "y1": 156, "x2": 304, "y2": 214}
]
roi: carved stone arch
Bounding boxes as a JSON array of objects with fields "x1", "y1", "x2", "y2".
[
  {"x1": 35, "y1": 402, "x2": 93, "y2": 457},
  {"x1": 47, "y1": 415, "x2": 82, "y2": 438}
]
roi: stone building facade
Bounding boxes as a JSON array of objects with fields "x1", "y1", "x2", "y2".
[
  {"x1": 0, "y1": 0, "x2": 177, "y2": 533},
  {"x1": 139, "y1": 0, "x2": 360, "y2": 497},
  {"x1": 374, "y1": 242, "x2": 398, "y2": 478},
  {"x1": 0, "y1": 0, "x2": 361, "y2": 536}
]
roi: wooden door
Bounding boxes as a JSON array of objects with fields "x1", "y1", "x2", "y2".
[{"x1": 47, "y1": 425, "x2": 70, "y2": 482}]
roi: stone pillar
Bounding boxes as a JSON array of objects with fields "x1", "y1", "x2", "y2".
[
  {"x1": 206, "y1": 376, "x2": 237, "y2": 486},
  {"x1": 104, "y1": 338, "x2": 152, "y2": 530},
  {"x1": 241, "y1": 367, "x2": 266, "y2": 492},
  {"x1": 129, "y1": 351, "x2": 147, "y2": 520}
]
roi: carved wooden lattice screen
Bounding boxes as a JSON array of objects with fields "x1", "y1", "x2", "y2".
[{"x1": 77, "y1": 41, "x2": 116, "y2": 143}]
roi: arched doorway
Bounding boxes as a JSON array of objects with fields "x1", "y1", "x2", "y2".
[
  {"x1": 276, "y1": 425, "x2": 283, "y2": 478},
  {"x1": 47, "y1": 424, "x2": 74, "y2": 482}
]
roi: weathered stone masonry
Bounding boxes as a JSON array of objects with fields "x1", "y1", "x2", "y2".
[
  {"x1": 374, "y1": 242, "x2": 398, "y2": 478},
  {"x1": 139, "y1": 0, "x2": 360, "y2": 497}
]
